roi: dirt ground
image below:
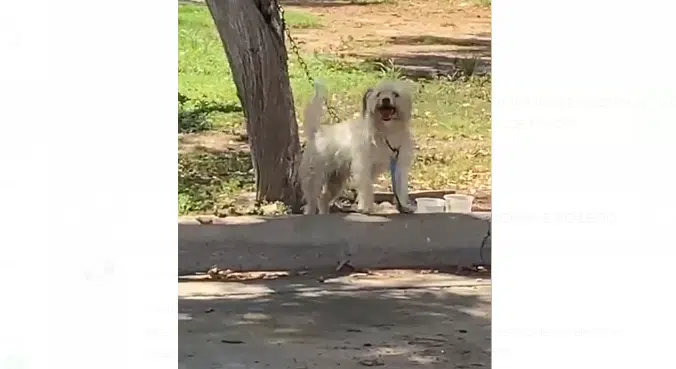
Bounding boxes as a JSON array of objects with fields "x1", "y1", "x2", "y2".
[{"x1": 284, "y1": 0, "x2": 491, "y2": 70}]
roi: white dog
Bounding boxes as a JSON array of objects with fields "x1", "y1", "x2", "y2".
[{"x1": 299, "y1": 80, "x2": 416, "y2": 215}]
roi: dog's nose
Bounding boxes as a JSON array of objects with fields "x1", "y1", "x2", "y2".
[{"x1": 382, "y1": 97, "x2": 391, "y2": 105}]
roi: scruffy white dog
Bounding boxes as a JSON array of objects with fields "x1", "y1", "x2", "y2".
[{"x1": 299, "y1": 80, "x2": 416, "y2": 215}]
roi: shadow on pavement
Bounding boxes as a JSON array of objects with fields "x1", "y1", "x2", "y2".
[{"x1": 179, "y1": 274, "x2": 491, "y2": 368}]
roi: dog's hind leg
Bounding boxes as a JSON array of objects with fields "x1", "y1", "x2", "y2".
[
  {"x1": 301, "y1": 166, "x2": 323, "y2": 215},
  {"x1": 318, "y1": 171, "x2": 347, "y2": 214},
  {"x1": 318, "y1": 184, "x2": 337, "y2": 215},
  {"x1": 352, "y1": 155, "x2": 375, "y2": 214},
  {"x1": 303, "y1": 179, "x2": 323, "y2": 215}
]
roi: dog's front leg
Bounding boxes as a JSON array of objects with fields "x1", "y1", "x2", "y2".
[
  {"x1": 353, "y1": 155, "x2": 375, "y2": 214},
  {"x1": 394, "y1": 150, "x2": 415, "y2": 214}
]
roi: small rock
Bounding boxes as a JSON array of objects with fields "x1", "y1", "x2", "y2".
[
  {"x1": 363, "y1": 343, "x2": 372, "y2": 347},
  {"x1": 358, "y1": 358, "x2": 384, "y2": 366},
  {"x1": 458, "y1": 329, "x2": 468, "y2": 333},
  {"x1": 347, "y1": 328, "x2": 363, "y2": 333},
  {"x1": 204, "y1": 308, "x2": 214, "y2": 313}
]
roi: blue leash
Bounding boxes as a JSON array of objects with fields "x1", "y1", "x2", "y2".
[
  {"x1": 389, "y1": 156, "x2": 398, "y2": 196},
  {"x1": 386, "y1": 140, "x2": 414, "y2": 214}
]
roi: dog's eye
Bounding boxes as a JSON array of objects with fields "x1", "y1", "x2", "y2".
[{"x1": 393, "y1": 92, "x2": 400, "y2": 98}]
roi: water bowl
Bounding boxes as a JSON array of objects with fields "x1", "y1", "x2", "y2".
[
  {"x1": 415, "y1": 197, "x2": 446, "y2": 213},
  {"x1": 443, "y1": 194, "x2": 475, "y2": 213}
]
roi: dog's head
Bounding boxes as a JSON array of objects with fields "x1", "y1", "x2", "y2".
[{"x1": 362, "y1": 80, "x2": 413, "y2": 130}]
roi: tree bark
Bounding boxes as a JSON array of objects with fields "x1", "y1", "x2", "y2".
[{"x1": 205, "y1": 0, "x2": 303, "y2": 212}]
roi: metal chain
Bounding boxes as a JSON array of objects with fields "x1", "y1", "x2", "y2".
[{"x1": 277, "y1": 2, "x2": 340, "y2": 123}]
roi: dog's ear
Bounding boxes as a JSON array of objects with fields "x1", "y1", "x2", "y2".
[{"x1": 361, "y1": 88, "x2": 374, "y2": 117}]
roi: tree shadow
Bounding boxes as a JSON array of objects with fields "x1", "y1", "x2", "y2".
[
  {"x1": 178, "y1": 149, "x2": 252, "y2": 191},
  {"x1": 362, "y1": 54, "x2": 491, "y2": 80},
  {"x1": 389, "y1": 35, "x2": 491, "y2": 49},
  {"x1": 178, "y1": 95, "x2": 243, "y2": 134},
  {"x1": 179, "y1": 273, "x2": 491, "y2": 367},
  {"x1": 178, "y1": 149, "x2": 254, "y2": 213},
  {"x1": 178, "y1": 132, "x2": 249, "y2": 155},
  {"x1": 354, "y1": 35, "x2": 491, "y2": 80}
]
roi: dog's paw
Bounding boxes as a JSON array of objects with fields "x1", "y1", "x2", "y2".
[
  {"x1": 356, "y1": 203, "x2": 376, "y2": 215},
  {"x1": 302, "y1": 204, "x2": 316, "y2": 215}
]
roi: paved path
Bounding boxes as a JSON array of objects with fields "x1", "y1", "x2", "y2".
[{"x1": 179, "y1": 270, "x2": 491, "y2": 368}]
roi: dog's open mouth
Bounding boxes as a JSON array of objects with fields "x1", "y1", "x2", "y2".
[{"x1": 378, "y1": 106, "x2": 396, "y2": 121}]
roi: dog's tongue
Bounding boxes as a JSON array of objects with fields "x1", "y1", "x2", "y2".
[{"x1": 380, "y1": 108, "x2": 394, "y2": 120}]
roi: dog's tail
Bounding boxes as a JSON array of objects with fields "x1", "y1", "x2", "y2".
[{"x1": 303, "y1": 81, "x2": 327, "y2": 141}]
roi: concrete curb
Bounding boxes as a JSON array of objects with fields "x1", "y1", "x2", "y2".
[{"x1": 178, "y1": 212, "x2": 491, "y2": 274}]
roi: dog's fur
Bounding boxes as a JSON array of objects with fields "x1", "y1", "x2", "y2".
[{"x1": 299, "y1": 80, "x2": 415, "y2": 215}]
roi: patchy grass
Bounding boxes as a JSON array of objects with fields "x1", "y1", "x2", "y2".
[
  {"x1": 473, "y1": 0, "x2": 492, "y2": 6},
  {"x1": 178, "y1": 149, "x2": 255, "y2": 215},
  {"x1": 178, "y1": 3, "x2": 491, "y2": 215},
  {"x1": 282, "y1": 10, "x2": 323, "y2": 29}
]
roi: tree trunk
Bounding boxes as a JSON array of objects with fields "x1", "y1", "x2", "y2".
[{"x1": 205, "y1": 0, "x2": 303, "y2": 213}]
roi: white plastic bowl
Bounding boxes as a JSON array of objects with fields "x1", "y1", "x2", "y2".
[
  {"x1": 443, "y1": 194, "x2": 474, "y2": 213},
  {"x1": 415, "y1": 197, "x2": 446, "y2": 213}
]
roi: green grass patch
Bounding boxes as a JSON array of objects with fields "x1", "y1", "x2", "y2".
[
  {"x1": 471, "y1": 0, "x2": 492, "y2": 6},
  {"x1": 178, "y1": 3, "x2": 491, "y2": 215}
]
